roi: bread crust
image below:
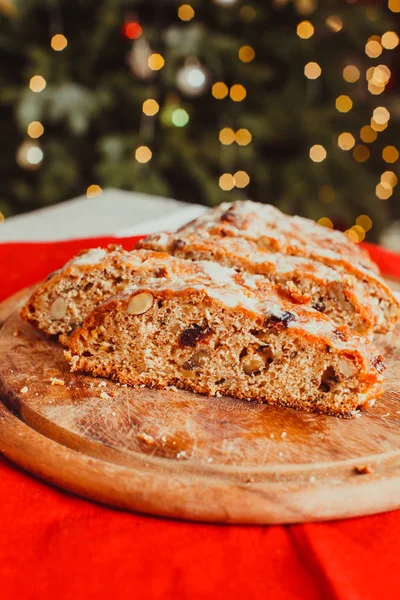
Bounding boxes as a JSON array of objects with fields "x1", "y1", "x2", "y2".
[{"x1": 65, "y1": 258, "x2": 384, "y2": 417}]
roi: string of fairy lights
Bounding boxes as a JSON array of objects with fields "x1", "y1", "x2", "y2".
[{"x1": 2, "y1": 0, "x2": 399, "y2": 239}]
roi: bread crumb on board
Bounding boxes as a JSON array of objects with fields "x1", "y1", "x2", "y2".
[
  {"x1": 354, "y1": 464, "x2": 374, "y2": 475},
  {"x1": 20, "y1": 386, "x2": 28, "y2": 394},
  {"x1": 50, "y1": 377, "x2": 65, "y2": 386}
]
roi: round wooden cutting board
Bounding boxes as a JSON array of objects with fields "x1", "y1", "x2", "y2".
[{"x1": 0, "y1": 285, "x2": 400, "y2": 524}]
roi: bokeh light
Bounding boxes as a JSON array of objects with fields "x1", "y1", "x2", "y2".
[
  {"x1": 297, "y1": 21, "x2": 314, "y2": 39},
  {"x1": 353, "y1": 145, "x2": 370, "y2": 162},
  {"x1": 235, "y1": 128, "x2": 252, "y2": 146},
  {"x1": 343, "y1": 65, "x2": 360, "y2": 82},
  {"x1": 373, "y1": 107, "x2": 390, "y2": 124},
  {"x1": 230, "y1": 84, "x2": 247, "y2": 102},
  {"x1": 234, "y1": 171, "x2": 250, "y2": 188},
  {"x1": 325, "y1": 15, "x2": 343, "y2": 32},
  {"x1": 219, "y1": 173, "x2": 235, "y2": 191},
  {"x1": 338, "y1": 132, "x2": 355, "y2": 151},
  {"x1": 370, "y1": 118, "x2": 388, "y2": 132},
  {"x1": 135, "y1": 146, "x2": 152, "y2": 163},
  {"x1": 219, "y1": 128, "x2": 235, "y2": 145},
  {"x1": 26, "y1": 146, "x2": 43, "y2": 165},
  {"x1": 122, "y1": 22, "x2": 142, "y2": 40},
  {"x1": 381, "y1": 31, "x2": 399, "y2": 49},
  {"x1": 239, "y1": 45, "x2": 255, "y2": 63},
  {"x1": 212, "y1": 82, "x2": 228, "y2": 99},
  {"x1": 86, "y1": 185, "x2": 103, "y2": 198},
  {"x1": 51, "y1": 34, "x2": 68, "y2": 51},
  {"x1": 317, "y1": 217, "x2": 333, "y2": 228},
  {"x1": 335, "y1": 95, "x2": 352, "y2": 112},
  {"x1": 29, "y1": 75, "x2": 46, "y2": 92},
  {"x1": 309, "y1": 145, "x2": 327, "y2": 162},
  {"x1": 376, "y1": 183, "x2": 393, "y2": 200},
  {"x1": 382, "y1": 146, "x2": 399, "y2": 164},
  {"x1": 178, "y1": 4, "x2": 195, "y2": 21},
  {"x1": 356, "y1": 215, "x2": 372, "y2": 232},
  {"x1": 240, "y1": 5, "x2": 256, "y2": 22},
  {"x1": 27, "y1": 121, "x2": 44, "y2": 139},
  {"x1": 142, "y1": 99, "x2": 159, "y2": 116},
  {"x1": 148, "y1": 53, "x2": 165, "y2": 71},
  {"x1": 388, "y1": 0, "x2": 400, "y2": 13},
  {"x1": 304, "y1": 62, "x2": 322, "y2": 79},
  {"x1": 172, "y1": 108, "x2": 189, "y2": 127},
  {"x1": 365, "y1": 40, "x2": 382, "y2": 58},
  {"x1": 381, "y1": 171, "x2": 398, "y2": 187},
  {"x1": 360, "y1": 125, "x2": 377, "y2": 143},
  {"x1": 350, "y1": 225, "x2": 365, "y2": 242}
]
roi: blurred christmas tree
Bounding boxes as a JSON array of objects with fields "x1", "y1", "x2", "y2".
[{"x1": 0, "y1": 0, "x2": 399, "y2": 241}]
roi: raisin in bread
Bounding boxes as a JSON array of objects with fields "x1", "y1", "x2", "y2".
[
  {"x1": 20, "y1": 246, "x2": 203, "y2": 336},
  {"x1": 65, "y1": 259, "x2": 384, "y2": 418},
  {"x1": 137, "y1": 205, "x2": 400, "y2": 334}
]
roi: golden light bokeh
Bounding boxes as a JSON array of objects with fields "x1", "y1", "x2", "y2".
[
  {"x1": 388, "y1": 0, "x2": 400, "y2": 13},
  {"x1": 230, "y1": 84, "x2": 247, "y2": 102},
  {"x1": 29, "y1": 75, "x2": 46, "y2": 92},
  {"x1": 335, "y1": 95, "x2": 352, "y2": 112},
  {"x1": 238, "y1": 45, "x2": 255, "y2": 63},
  {"x1": 356, "y1": 215, "x2": 372, "y2": 232},
  {"x1": 304, "y1": 62, "x2": 322, "y2": 79},
  {"x1": 318, "y1": 186, "x2": 335, "y2": 203},
  {"x1": 370, "y1": 118, "x2": 388, "y2": 132},
  {"x1": 381, "y1": 171, "x2": 398, "y2": 187},
  {"x1": 351, "y1": 225, "x2": 366, "y2": 242},
  {"x1": 178, "y1": 4, "x2": 195, "y2": 21},
  {"x1": 51, "y1": 34, "x2": 68, "y2": 51},
  {"x1": 381, "y1": 31, "x2": 399, "y2": 49},
  {"x1": 325, "y1": 15, "x2": 343, "y2": 32},
  {"x1": 360, "y1": 125, "x2": 377, "y2": 143},
  {"x1": 376, "y1": 182, "x2": 393, "y2": 200},
  {"x1": 317, "y1": 217, "x2": 333, "y2": 228},
  {"x1": 219, "y1": 173, "x2": 235, "y2": 191},
  {"x1": 296, "y1": 20, "x2": 314, "y2": 39},
  {"x1": 219, "y1": 127, "x2": 235, "y2": 145},
  {"x1": 0, "y1": 213, "x2": 4, "y2": 224},
  {"x1": 240, "y1": 4, "x2": 256, "y2": 22},
  {"x1": 365, "y1": 40, "x2": 382, "y2": 58},
  {"x1": 234, "y1": 170, "x2": 250, "y2": 188},
  {"x1": 344, "y1": 229, "x2": 360, "y2": 243},
  {"x1": 382, "y1": 146, "x2": 399, "y2": 164},
  {"x1": 343, "y1": 65, "x2": 360, "y2": 83},
  {"x1": 338, "y1": 132, "x2": 355, "y2": 151},
  {"x1": 135, "y1": 145, "x2": 152, "y2": 163},
  {"x1": 372, "y1": 65, "x2": 391, "y2": 84},
  {"x1": 296, "y1": 0, "x2": 317, "y2": 16},
  {"x1": 309, "y1": 145, "x2": 327, "y2": 162},
  {"x1": 353, "y1": 145, "x2": 370, "y2": 162},
  {"x1": 212, "y1": 82, "x2": 229, "y2": 99},
  {"x1": 373, "y1": 106, "x2": 390, "y2": 124},
  {"x1": 368, "y1": 81, "x2": 385, "y2": 95},
  {"x1": 148, "y1": 53, "x2": 165, "y2": 71},
  {"x1": 235, "y1": 128, "x2": 252, "y2": 146},
  {"x1": 27, "y1": 121, "x2": 44, "y2": 139},
  {"x1": 142, "y1": 99, "x2": 160, "y2": 116},
  {"x1": 86, "y1": 185, "x2": 103, "y2": 198}
]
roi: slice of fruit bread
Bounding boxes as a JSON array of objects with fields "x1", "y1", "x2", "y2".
[{"x1": 65, "y1": 258, "x2": 384, "y2": 418}]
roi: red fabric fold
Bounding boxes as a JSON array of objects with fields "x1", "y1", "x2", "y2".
[{"x1": 0, "y1": 236, "x2": 399, "y2": 600}]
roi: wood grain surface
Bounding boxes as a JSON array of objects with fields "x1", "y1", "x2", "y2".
[{"x1": 0, "y1": 285, "x2": 400, "y2": 524}]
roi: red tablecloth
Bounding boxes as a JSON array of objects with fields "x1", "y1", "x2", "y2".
[{"x1": 1, "y1": 236, "x2": 399, "y2": 600}]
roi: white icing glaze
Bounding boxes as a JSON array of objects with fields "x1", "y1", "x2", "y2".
[{"x1": 72, "y1": 248, "x2": 107, "y2": 266}]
